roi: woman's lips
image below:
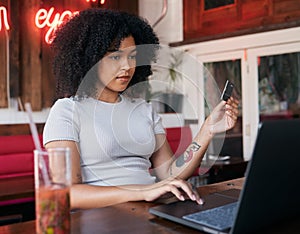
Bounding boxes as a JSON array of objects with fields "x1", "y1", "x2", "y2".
[{"x1": 116, "y1": 76, "x2": 130, "y2": 82}]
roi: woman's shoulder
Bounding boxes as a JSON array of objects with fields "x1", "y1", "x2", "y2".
[
  {"x1": 51, "y1": 97, "x2": 74, "y2": 108},
  {"x1": 49, "y1": 97, "x2": 80, "y2": 116},
  {"x1": 52, "y1": 96, "x2": 92, "y2": 107}
]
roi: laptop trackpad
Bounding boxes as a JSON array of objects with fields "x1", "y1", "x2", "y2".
[{"x1": 151, "y1": 189, "x2": 240, "y2": 218}]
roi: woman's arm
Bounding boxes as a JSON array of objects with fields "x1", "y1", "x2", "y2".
[
  {"x1": 45, "y1": 140, "x2": 203, "y2": 210},
  {"x1": 151, "y1": 97, "x2": 239, "y2": 180},
  {"x1": 71, "y1": 177, "x2": 203, "y2": 209},
  {"x1": 150, "y1": 125, "x2": 212, "y2": 180}
]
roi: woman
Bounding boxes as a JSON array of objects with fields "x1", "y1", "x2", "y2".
[{"x1": 44, "y1": 8, "x2": 239, "y2": 209}]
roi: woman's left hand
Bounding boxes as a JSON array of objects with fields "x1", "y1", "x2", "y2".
[{"x1": 205, "y1": 97, "x2": 239, "y2": 134}]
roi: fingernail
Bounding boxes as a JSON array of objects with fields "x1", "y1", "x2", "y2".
[
  {"x1": 198, "y1": 198, "x2": 204, "y2": 205},
  {"x1": 192, "y1": 195, "x2": 196, "y2": 201},
  {"x1": 180, "y1": 195, "x2": 185, "y2": 201}
]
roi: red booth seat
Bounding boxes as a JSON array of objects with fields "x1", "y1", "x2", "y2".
[
  {"x1": 0, "y1": 135, "x2": 42, "y2": 179},
  {"x1": 165, "y1": 126, "x2": 193, "y2": 157},
  {"x1": 0, "y1": 127, "x2": 194, "y2": 179}
]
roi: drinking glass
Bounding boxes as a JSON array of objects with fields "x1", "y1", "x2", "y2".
[{"x1": 34, "y1": 148, "x2": 71, "y2": 234}]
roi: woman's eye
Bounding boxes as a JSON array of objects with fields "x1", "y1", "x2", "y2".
[
  {"x1": 109, "y1": 55, "x2": 120, "y2": 60},
  {"x1": 128, "y1": 54, "x2": 137, "y2": 60}
]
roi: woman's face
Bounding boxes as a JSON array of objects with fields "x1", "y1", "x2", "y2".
[{"x1": 97, "y1": 36, "x2": 137, "y2": 94}]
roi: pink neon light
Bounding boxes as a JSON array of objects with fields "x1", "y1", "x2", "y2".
[
  {"x1": 86, "y1": 0, "x2": 106, "y2": 4},
  {"x1": 0, "y1": 6, "x2": 10, "y2": 31},
  {"x1": 35, "y1": 7, "x2": 78, "y2": 44}
]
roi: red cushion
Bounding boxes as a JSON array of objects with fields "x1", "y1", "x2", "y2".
[
  {"x1": 0, "y1": 135, "x2": 42, "y2": 155},
  {"x1": 0, "y1": 153, "x2": 34, "y2": 176},
  {"x1": 0, "y1": 134, "x2": 42, "y2": 178},
  {"x1": 165, "y1": 126, "x2": 193, "y2": 157}
]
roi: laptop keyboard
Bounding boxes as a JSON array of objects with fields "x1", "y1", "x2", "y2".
[{"x1": 183, "y1": 202, "x2": 238, "y2": 231}]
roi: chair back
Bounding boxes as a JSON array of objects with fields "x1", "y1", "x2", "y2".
[{"x1": 165, "y1": 126, "x2": 192, "y2": 157}]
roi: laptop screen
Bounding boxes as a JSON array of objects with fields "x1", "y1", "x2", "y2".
[{"x1": 149, "y1": 119, "x2": 300, "y2": 234}]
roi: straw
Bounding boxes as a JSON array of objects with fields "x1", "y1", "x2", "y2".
[
  {"x1": 25, "y1": 103, "x2": 50, "y2": 186},
  {"x1": 25, "y1": 103, "x2": 42, "y2": 150}
]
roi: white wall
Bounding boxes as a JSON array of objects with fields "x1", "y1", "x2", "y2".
[
  {"x1": 138, "y1": 0, "x2": 183, "y2": 45},
  {"x1": 0, "y1": 1, "x2": 184, "y2": 125}
]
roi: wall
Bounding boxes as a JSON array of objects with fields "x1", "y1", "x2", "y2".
[
  {"x1": 0, "y1": 0, "x2": 137, "y2": 126},
  {"x1": 0, "y1": 0, "x2": 89, "y2": 111},
  {"x1": 0, "y1": 0, "x2": 138, "y2": 112},
  {"x1": 2, "y1": 0, "x2": 300, "y2": 126},
  {"x1": 0, "y1": 0, "x2": 183, "y2": 124},
  {"x1": 138, "y1": 0, "x2": 183, "y2": 45},
  {"x1": 180, "y1": 0, "x2": 300, "y2": 45}
]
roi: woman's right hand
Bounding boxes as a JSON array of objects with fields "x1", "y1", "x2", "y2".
[{"x1": 140, "y1": 178, "x2": 204, "y2": 205}]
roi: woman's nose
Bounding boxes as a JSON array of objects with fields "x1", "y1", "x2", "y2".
[{"x1": 120, "y1": 57, "x2": 131, "y2": 70}]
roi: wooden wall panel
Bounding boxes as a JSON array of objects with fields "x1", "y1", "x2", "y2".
[
  {"x1": 241, "y1": 0, "x2": 269, "y2": 21},
  {"x1": 113, "y1": 0, "x2": 138, "y2": 15},
  {"x1": 40, "y1": 0, "x2": 60, "y2": 108},
  {"x1": 180, "y1": 0, "x2": 300, "y2": 45},
  {"x1": 20, "y1": 0, "x2": 42, "y2": 111},
  {"x1": 202, "y1": 5, "x2": 238, "y2": 35},
  {"x1": 273, "y1": 0, "x2": 300, "y2": 24},
  {"x1": 9, "y1": 0, "x2": 20, "y2": 98},
  {"x1": 0, "y1": 0, "x2": 8, "y2": 108},
  {"x1": 41, "y1": 41, "x2": 55, "y2": 107},
  {"x1": 183, "y1": 0, "x2": 202, "y2": 37},
  {"x1": 274, "y1": 0, "x2": 300, "y2": 14},
  {"x1": 0, "y1": 0, "x2": 139, "y2": 110},
  {"x1": 64, "y1": 0, "x2": 90, "y2": 11},
  {"x1": 40, "y1": 0, "x2": 89, "y2": 107},
  {"x1": 0, "y1": 31, "x2": 8, "y2": 108},
  {"x1": 0, "y1": 123, "x2": 44, "y2": 136}
]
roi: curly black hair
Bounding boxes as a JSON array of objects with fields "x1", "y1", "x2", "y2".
[{"x1": 51, "y1": 8, "x2": 159, "y2": 99}]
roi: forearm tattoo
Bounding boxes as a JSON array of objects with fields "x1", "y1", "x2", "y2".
[
  {"x1": 76, "y1": 173, "x2": 82, "y2": 183},
  {"x1": 169, "y1": 163, "x2": 173, "y2": 176},
  {"x1": 175, "y1": 141, "x2": 201, "y2": 168}
]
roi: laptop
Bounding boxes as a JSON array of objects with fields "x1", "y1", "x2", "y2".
[{"x1": 149, "y1": 119, "x2": 300, "y2": 234}]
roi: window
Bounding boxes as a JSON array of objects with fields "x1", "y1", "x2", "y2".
[
  {"x1": 204, "y1": 0, "x2": 235, "y2": 11},
  {"x1": 258, "y1": 52, "x2": 300, "y2": 120},
  {"x1": 177, "y1": 27, "x2": 300, "y2": 160}
]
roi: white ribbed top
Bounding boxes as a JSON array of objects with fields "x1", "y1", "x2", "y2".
[{"x1": 43, "y1": 95, "x2": 165, "y2": 186}]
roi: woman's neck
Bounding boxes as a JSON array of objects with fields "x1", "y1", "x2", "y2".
[{"x1": 98, "y1": 91, "x2": 120, "y2": 103}]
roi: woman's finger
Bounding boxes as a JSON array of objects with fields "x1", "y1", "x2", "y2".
[
  {"x1": 226, "y1": 109, "x2": 238, "y2": 120},
  {"x1": 228, "y1": 97, "x2": 239, "y2": 108},
  {"x1": 173, "y1": 180, "x2": 196, "y2": 201},
  {"x1": 191, "y1": 184, "x2": 204, "y2": 205},
  {"x1": 170, "y1": 180, "x2": 204, "y2": 204},
  {"x1": 167, "y1": 184, "x2": 185, "y2": 201}
]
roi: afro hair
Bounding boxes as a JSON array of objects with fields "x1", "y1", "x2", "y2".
[{"x1": 51, "y1": 8, "x2": 159, "y2": 99}]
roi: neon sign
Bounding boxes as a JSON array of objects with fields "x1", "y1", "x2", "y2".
[
  {"x1": 0, "y1": 6, "x2": 10, "y2": 31},
  {"x1": 86, "y1": 0, "x2": 106, "y2": 3},
  {"x1": 35, "y1": 7, "x2": 78, "y2": 44},
  {"x1": 2, "y1": 2, "x2": 108, "y2": 42}
]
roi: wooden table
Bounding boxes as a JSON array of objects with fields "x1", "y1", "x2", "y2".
[
  {"x1": 0, "y1": 158, "x2": 247, "y2": 227},
  {"x1": 0, "y1": 178, "x2": 244, "y2": 234},
  {"x1": 1, "y1": 177, "x2": 299, "y2": 233},
  {"x1": 0, "y1": 158, "x2": 247, "y2": 203}
]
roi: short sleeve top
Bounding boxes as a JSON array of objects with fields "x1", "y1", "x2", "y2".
[{"x1": 43, "y1": 95, "x2": 165, "y2": 186}]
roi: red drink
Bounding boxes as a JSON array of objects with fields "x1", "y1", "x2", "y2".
[{"x1": 36, "y1": 185, "x2": 70, "y2": 234}]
